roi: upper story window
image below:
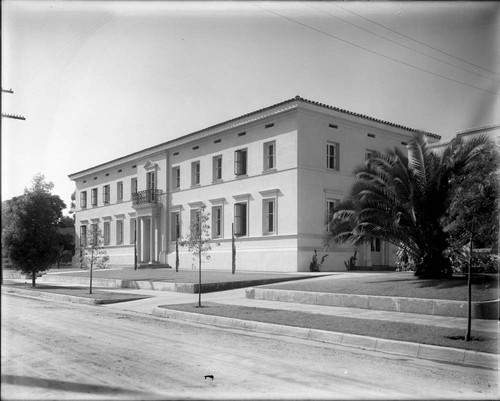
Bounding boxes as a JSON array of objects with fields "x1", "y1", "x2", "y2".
[
  {"x1": 91, "y1": 188, "x2": 98, "y2": 206},
  {"x1": 264, "y1": 141, "x2": 276, "y2": 171},
  {"x1": 131, "y1": 178, "x2": 137, "y2": 196},
  {"x1": 213, "y1": 155, "x2": 222, "y2": 181},
  {"x1": 234, "y1": 148, "x2": 247, "y2": 176},
  {"x1": 103, "y1": 185, "x2": 110, "y2": 204},
  {"x1": 147, "y1": 171, "x2": 156, "y2": 190},
  {"x1": 80, "y1": 191, "x2": 87, "y2": 208},
  {"x1": 326, "y1": 142, "x2": 339, "y2": 171},
  {"x1": 172, "y1": 167, "x2": 180, "y2": 189},
  {"x1": 234, "y1": 202, "x2": 248, "y2": 237},
  {"x1": 117, "y1": 181, "x2": 123, "y2": 202},
  {"x1": 191, "y1": 161, "x2": 200, "y2": 186}
]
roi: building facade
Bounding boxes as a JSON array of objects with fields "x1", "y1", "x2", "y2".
[{"x1": 69, "y1": 97, "x2": 440, "y2": 272}]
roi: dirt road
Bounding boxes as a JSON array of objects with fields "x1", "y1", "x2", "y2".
[{"x1": 1, "y1": 293, "x2": 497, "y2": 400}]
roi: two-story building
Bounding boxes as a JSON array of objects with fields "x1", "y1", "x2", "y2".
[{"x1": 69, "y1": 96, "x2": 440, "y2": 272}]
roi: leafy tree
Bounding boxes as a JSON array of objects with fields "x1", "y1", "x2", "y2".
[
  {"x1": 69, "y1": 191, "x2": 76, "y2": 223},
  {"x1": 180, "y1": 203, "x2": 219, "y2": 306},
  {"x1": 2, "y1": 174, "x2": 65, "y2": 286},
  {"x1": 80, "y1": 224, "x2": 109, "y2": 294},
  {"x1": 327, "y1": 134, "x2": 491, "y2": 279},
  {"x1": 441, "y1": 146, "x2": 499, "y2": 273}
]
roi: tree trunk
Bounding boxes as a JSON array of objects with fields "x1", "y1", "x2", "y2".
[
  {"x1": 90, "y1": 248, "x2": 94, "y2": 295},
  {"x1": 32, "y1": 271, "x2": 36, "y2": 287},
  {"x1": 465, "y1": 234, "x2": 473, "y2": 341}
]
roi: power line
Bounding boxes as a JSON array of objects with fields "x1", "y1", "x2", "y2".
[
  {"x1": 256, "y1": 5, "x2": 499, "y2": 96},
  {"x1": 333, "y1": 3, "x2": 500, "y2": 77},
  {"x1": 308, "y1": 4, "x2": 500, "y2": 83}
]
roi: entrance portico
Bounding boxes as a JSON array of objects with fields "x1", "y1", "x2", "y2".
[{"x1": 132, "y1": 189, "x2": 163, "y2": 265}]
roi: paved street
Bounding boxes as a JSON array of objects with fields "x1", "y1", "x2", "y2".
[{"x1": 1, "y1": 293, "x2": 497, "y2": 400}]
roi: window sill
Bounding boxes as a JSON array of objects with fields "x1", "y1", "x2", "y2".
[
  {"x1": 212, "y1": 179, "x2": 223, "y2": 184},
  {"x1": 190, "y1": 184, "x2": 201, "y2": 189},
  {"x1": 262, "y1": 168, "x2": 276, "y2": 174},
  {"x1": 235, "y1": 174, "x2": 248, "y2": 179}
]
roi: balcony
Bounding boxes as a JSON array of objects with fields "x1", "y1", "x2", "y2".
[{"x1": 132, "y1": 189, "x2": 163, "y2": 206}]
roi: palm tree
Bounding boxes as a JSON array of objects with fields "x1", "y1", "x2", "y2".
[{"x1": 327, "y1": 133, "x2": 492, "y2": 279}]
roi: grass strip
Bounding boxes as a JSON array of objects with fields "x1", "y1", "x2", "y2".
[
  {"x1": 160, "y1": 302, "x2": 498, "y2": 354},
  {"x1": 3, "y1": 283, "x2": 150, "y2": 303},
  {"x1": 266, "y1": 272, "x2": 499, "y2": 302}
]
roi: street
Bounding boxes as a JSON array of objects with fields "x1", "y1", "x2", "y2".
[{"x1": 1, "y1": 293, "x2": 497, "y2": 400}]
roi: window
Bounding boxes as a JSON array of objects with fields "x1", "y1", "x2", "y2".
[
  {"x1": 212, "y1": 206, "x2": 222, "y2": 238},
  {"x1": 326, "y1": 142, "x2": 339, "y2": 171},
  {"x1": 191, "y1": 161, "x2": 200, "y2": 186},
  {"x1": 371, "y1": 238, "x2": 381, "y2": 252},
  {"x1": 91, "y1": 223, "x2": 98, "y2": 245},
  {"x1": 190, "y1": 208, "x2": 200, "y2": 227},
  {"x1": 103, "y1": 222, "x2": 110, "y2": 245},
  {"x1": 147, "y1": 171, "x2": 156, "y2": 202},
  {"x1": 116, "y1": 220, "x2": 123, "y2": 245},
  {"x1": 365, "y1": 149, "x2": 376, "y2": 161},
  {"x1": 103, "y1": 185, "x2": 110, "y2": 204},
  {"x1": 213, "y1": 155, "x2": 222, "y2": 181},
  {"x1": 263, "y1": 199, "x2": 276, "y2": 235},
  {"x1": 80, "y1": 191, "x2": 87, "y2": 208},
  {"x1": 172, "y1": 167, "x2": 180, "y2": 189},
  {"x1": 130, "y1": 219, "x2": 136, "y2": 244},
  {"x1": 326, "y1": 199, "x2": 338, "y2": 233},
  {"x1": 80, "y1": 225, "x2": 87, "y2": 246},
  {"x1": 234, "y1": 202, "x2": 248, "y2": 236},
  {"x1": 234, "y1": 149, "x2": 247, "y2": 176},
  {"x1": 91, "y1": 188, "x2": 98, "y2": 206},
  {"x1": 117, "y1": 182, "x2": 123, "y2": 202},
  {"x1": 264, "y1": 141, "x2": 276, "y2": 170},
  {"x1": 171, "y1": 212, "x2": 181, "y2": 240},
  {"x1": 131, "y1": 178, "x2": 137, "y2": 196}
]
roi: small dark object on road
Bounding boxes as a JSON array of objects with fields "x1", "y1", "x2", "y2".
[{"x1": 204, "y1": 375, "x2": 214, "y2": 380}]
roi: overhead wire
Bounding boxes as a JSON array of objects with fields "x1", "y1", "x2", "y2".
[
  {"x1": 308, "y1": 3, "x2": 499, "y2": 83},
  {"x1": 333, "y1": 3, "x2": 500, "y2": 77},
  {"x1": 256, "y1": 5, "x2": 499, "y2": 96}
]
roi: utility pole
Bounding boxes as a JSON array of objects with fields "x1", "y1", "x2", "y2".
[{"x1": 2, "y1": 88, "x2": 26, "y2": 120}]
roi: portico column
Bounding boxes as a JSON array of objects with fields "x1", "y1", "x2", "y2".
[
  {"x1": 150, "y1": 217, "x2": 155, "y2": 263},
  {"x1": 137, "y1": 217, "x2": 142, "y2": 263}
]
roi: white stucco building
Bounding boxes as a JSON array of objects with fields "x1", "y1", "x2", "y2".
[{"x1": 69, "y1": 96, "x2": 441, "y2": 272}]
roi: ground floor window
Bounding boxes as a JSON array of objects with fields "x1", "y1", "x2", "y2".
[
  {"x1": 234, "y1": 202, "x2": 248, "y2": 236},
  {"x1": 263, "y1": 199, "x2": 276, "y2": 235},
  {"x1": 212, "y1": 206, "x2": 223, "y2": 238},
  {"x1": 116, "y1": 220, "x2": 123, "y2": 245},
  {"x1": 130, "y1": 219, "x2": 136, "y2": 244},
  {"x1": 103, "y1": 222, "x2": 110, "y2": 245},
  {"x1": 171, "y1": 212, "x2": 181, "y2": 240}
]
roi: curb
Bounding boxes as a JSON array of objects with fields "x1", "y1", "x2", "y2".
[
  {"x1": 152, "y1": 307, "x2": 499, "y2": 370},
  {"x1": 2, "y1": 286, "x2": 133, "y2": 305}
]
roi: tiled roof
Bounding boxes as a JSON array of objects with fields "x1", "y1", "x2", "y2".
[{"x1": 69, "y1": 96, "x2": 440, "y2": 178}]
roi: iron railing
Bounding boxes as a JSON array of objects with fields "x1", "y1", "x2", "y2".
[{"x1": 132, "y1": 189, "x2": 163, "y2": 205}]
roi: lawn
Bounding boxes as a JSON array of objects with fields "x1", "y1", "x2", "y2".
[
  {"x1": 161, "y1": 302, "x2": 498, "y2": 354},
  {"x1": 49, "y1": 268, "x2": 313, "y2": 284},
  {"x1": 266, "y1": 272, "x2": 499, "y2": 302},
  {"x1": 3, "y1": 282, "x2": 150, "y2": 304}
]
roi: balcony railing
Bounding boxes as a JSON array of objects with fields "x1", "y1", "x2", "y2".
[{"x1": 132, "y1": 189, "x2": 163, "y2": 205}]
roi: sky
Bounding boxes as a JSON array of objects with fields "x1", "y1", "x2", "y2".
[{"x1": 2, "y1": 1, "x2": 499, "y2": 214}]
